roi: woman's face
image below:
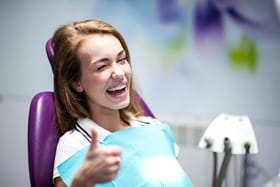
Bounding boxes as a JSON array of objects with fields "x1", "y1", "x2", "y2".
[{"x1": 74, "y1": 34, "x2": 131, "y2": 113}]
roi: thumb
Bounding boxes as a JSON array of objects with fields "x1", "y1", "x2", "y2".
[{"x1": 90, "y1": 128, "x2": 98, "y2": 150}]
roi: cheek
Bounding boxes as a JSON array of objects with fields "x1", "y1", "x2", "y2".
[
  {"x1": 80, "y1": 74, "x2": 105, "y2": 93},
  {"x1": 125, "y1": 65, "x2": 132, "y2": 79}
]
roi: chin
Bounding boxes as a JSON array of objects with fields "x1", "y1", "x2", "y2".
[
  {"x1": 111, "y1": 98, "x2": 130, "y2": 110},
  {"x1": 117, "y1": 101, "x2": 130, "y2": 110}
]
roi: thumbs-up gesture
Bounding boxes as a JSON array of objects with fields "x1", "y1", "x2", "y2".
[{"x1": 71, "y1": 129, "x2": 122, "y2": 187}]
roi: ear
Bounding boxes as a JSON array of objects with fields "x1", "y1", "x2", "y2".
[{"x1": 71, "y1": 82, "x2": 83, "y2": 93}]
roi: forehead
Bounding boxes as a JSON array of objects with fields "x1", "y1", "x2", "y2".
[{"x1": 78, "y1": 34, "x2": 124, "y2": 58}]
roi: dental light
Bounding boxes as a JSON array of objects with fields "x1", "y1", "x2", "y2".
[{"x1": 198, "y1": 113, "x2": 258, "y2": 187}]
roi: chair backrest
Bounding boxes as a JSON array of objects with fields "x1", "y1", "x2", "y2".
[{"x1": 27, "y1": 39, "x2": 155, "y2": 187}]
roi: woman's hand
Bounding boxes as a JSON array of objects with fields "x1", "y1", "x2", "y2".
[{"x1": 71, "y1": 129, "x2": 122, "y2": 187}]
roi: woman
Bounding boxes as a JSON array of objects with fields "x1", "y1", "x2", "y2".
[{"x1": 52, "y1": 19, "x2": 193, "y2": 187}]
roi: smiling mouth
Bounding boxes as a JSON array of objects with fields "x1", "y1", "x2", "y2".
[{"x1": 106, "y1": 85, "x2": 127, "y2": 96}]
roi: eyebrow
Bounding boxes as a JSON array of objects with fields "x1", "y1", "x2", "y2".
[
  {"x1": 93, "y1": 50, "x2": 126, "y2": 64},
  {"x1": 117, "y1": 50, "x2": 126, "y2": 57}
]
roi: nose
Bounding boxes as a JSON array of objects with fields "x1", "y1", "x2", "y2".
[{"x1": 111, "y1": 63, "x2": 125, "y2": 80}]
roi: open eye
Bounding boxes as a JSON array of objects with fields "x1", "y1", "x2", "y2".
[{"x1": 117, "y1": 57, "x2": 128, "y2": 64}]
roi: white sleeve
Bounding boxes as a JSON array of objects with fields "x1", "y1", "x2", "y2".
[{"x1": 52, "y1": 130, "x2": 90, "y2": 180}]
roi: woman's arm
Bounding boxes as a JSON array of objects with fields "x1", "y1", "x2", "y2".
[{"x1": 54, "y1": 177, "x2": 67, "y2": 187}]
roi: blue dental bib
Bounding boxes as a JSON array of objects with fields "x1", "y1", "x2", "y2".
[{"x1": 58, "y1": 124, "x2": 193, "y2": 187}]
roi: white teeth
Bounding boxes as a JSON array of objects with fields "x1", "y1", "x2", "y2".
[{"x1": 108, "y1": 85, "x2": 126, "y2": 92}]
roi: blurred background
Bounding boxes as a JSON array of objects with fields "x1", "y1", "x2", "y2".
[{"x1": 0, "y1": 0, "x2": 280, "y2": 186}]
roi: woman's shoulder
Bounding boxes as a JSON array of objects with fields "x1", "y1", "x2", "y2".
[
  {"x1": 57, "y1": 129, "x2": 89, "y2": 153},
  {"x1": 54, "y1": 129, "x2": 89, "y2": 167},
  {"x1": 58, "y1": 129, "x2": 80, "y2": 144}
]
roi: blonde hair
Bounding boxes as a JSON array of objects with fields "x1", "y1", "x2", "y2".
[{"x1": 52, "y1": 20, "x2": 143, "y2": 134}]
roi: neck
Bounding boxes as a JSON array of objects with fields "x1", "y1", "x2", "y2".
[{"x1": 90, "y1": 108, "x2": 129, "y2": 132}]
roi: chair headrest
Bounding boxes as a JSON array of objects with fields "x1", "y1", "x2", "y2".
[{"x1": 45, "y1": 38, "x2": 54, "y2": 72}]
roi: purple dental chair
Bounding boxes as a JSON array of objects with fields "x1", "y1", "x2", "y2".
[{"x1": 28, "y1": 39, "x2": 155, "y2": 187}]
